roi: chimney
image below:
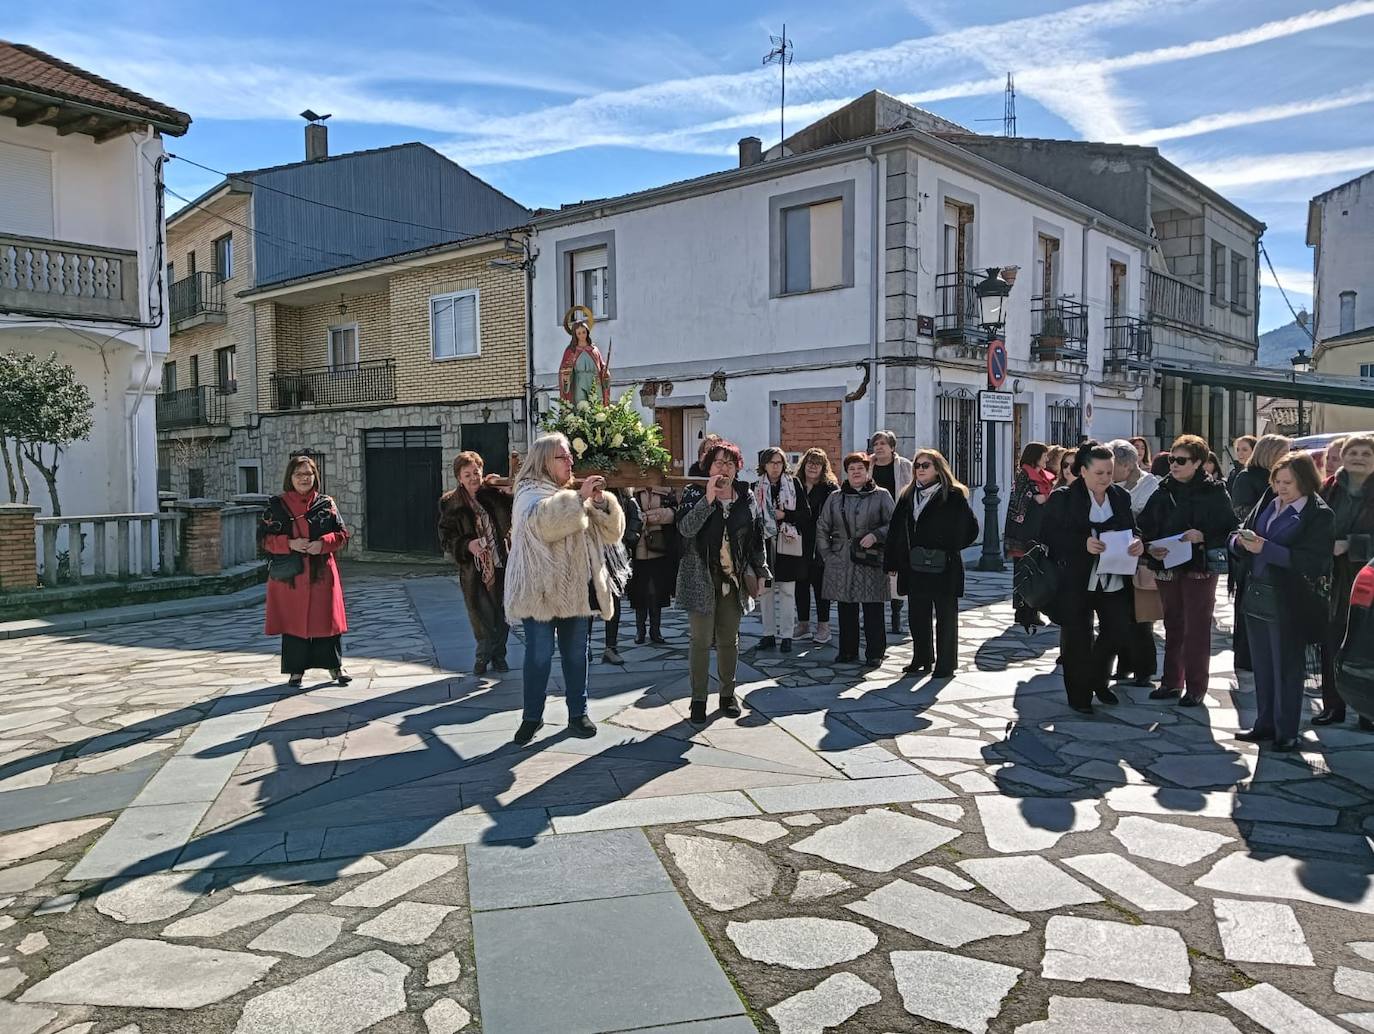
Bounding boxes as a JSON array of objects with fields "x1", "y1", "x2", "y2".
[
  {"x1": 305, "y1": 122, "x2": 328, "y2": 162},
  {"x1": 738, "y1": 136, "x2": 762, "y2": 168}
]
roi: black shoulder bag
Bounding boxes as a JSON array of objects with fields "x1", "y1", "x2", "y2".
[
  {"x1": 907, "y1": 495, "x2": 948, "y2": 575},
  {"x1": 843, "y1": 499, "x2": 885, "y2": 568}
]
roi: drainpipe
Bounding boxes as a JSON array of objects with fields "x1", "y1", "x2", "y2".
[
  {"x1": 1079, "y1": 218, "x2": 1093, "y2": 439},
  {"x1": 525, "y1": 237, "x2": 537, "y2": 452},
  {"x1": 866, "y1": 145, "x2": 880, "y2": 442},
  {"x1": 127, "y1": 128, "x2": 160, "y2": 510}
]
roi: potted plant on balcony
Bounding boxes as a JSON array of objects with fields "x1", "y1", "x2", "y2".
[
  {"x1": 540, "y1": 392, "x2": 671, "y2": 488},
  {"x1": 1038, "y1": 313, "x2": 1066, "y2": 360}
]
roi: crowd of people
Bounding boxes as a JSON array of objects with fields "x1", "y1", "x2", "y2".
[{"x1": 256, "y1": 426, "x2": 1374, "y2": 753}]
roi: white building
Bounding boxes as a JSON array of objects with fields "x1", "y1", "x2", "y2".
[
  {"x1": 532, "y1": 92, "x2": 1155, "y2": 536},
  {"x1": 0, "y1": 42, "x2": 190, "y2": 515}
]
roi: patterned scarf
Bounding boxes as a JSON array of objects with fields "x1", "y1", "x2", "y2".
[
  {"x1": 470, "y1": 494, "x2": 500, "y2": 588},
  {"x1": 755, "y1": 474, "x2": 798, "y2": 542}
]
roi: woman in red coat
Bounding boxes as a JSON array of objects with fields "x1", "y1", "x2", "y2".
[{"x1": 258, "y1": 455, "x2": 350, "y2": 688}]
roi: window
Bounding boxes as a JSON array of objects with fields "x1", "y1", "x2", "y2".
[
  {"x1": 1211, "y1": 242, "x2": 1227, "y2": 304},
  {"x1": 430, "y1": 290, "x2": 480, "y2": 360},
  {"x1": 783, "y1": 199, "x2": 844, "y2": 294},
  {"x1": 769, "y1": 180, "x2": 855, "y2": 298},
  {"x1": 216, "y1": 345, "x2": 237, "y2": 393},
  {"x1": 570, "y1": 248, "x2": 609, "y2": 320},
  {"x1": 1049, "y1": 399, "x2": 1082, "y2": 448},
  {"x1": 162, "y1": 361, "x2": 177, "y2": 394},
  {"x1": 213, "y1": 234, "x2": 233, "y2": 282},
  {"x1": 328, "y1": 324, "x2": 358, "y2": 369},
  {"x1": 188, "y1": 354, "x2": 199, "y2": 388},
  {"x1": 167, "y1": 261, "x2": 175, "y2": 286},
  {"x1": 937, "y1": 389, "x2": 983, "y2": 488},
  {"x1": 1230, "y1": 252, "x2": 1249, "y2": 312},
  {"x1": 186, "y1": 251, "x2": 196, "y2": 276},
  {"x1": 188, "y1": 468, "x2": 205, "y2": 498},
  {"x1": 0, "y1": 140, "x2": 54, "y2": 238},
  {"x1": 236, "y1": 461, "x2": 261, "y2": 495},
  {"x1": 157, "y1": 467, "x2": 171, "y2": 493},
  {"x1": 1035, "y1": 234, "x2": 1061, "y2": 301},
  {"x1": 1342, "y1": 291, "x2": 1357, "y2": 335},
  {"x1": 1360, "y1": 363, "x2": 1374, "y2": 379}
]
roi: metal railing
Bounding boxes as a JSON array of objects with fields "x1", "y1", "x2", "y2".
[
  {"x1": 270, "y1": 359, "x2": 396, "y2": 410},
  {"x1": 1105, "y1": 315, "x2": 1152, "y2": 370},
  {"x1": 1030, "y1": 296, "x2": 1088, "y2": 361},
  {"x1": 169, "y1": 271, "x2": 226, "y2": 327},
  {"x1": 155, "y1": 385, "x2": 229, "y2": 431},
  {"x1": 1148, "y1": 269, "x2": 1205, "y2": 327},
  {"x1": 933, "y1": 271, "x2": 988, "y2": 343},
  {"x1": 35, "y1": 513, "x2": 181, "y2": 587},
  {"x1": 0, "y1": 232, "x2": 138, "y2": 321}
]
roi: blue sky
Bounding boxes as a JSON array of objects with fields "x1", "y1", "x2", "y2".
[{"x1": 17, "y1": 0, "x2": 1374, "y2": 331}]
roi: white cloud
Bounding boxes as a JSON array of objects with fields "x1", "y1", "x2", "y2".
[
  {"x1": 1183, "y1": 147, "x2": 1374, "y2": 189},
  {"x1": 1129, "y1": 85, "x2": 1374, "y2": 144},
  {"x1": 1260, "y1": 263, "x2": 1313, "y2": 299}
]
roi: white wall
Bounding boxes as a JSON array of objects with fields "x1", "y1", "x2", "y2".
[{"x1": 1315, "y1": 175, "x2": 1374, "y2": 342}]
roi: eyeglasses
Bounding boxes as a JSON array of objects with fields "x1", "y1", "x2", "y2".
[
  {"x1": 1169, "y1": 455, "x2": 1195, "y2": 465},
  {"x1": 913, "y1": 461, "x2": 934, "y2": 470}
]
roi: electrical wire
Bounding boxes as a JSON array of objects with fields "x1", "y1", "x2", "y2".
[
  {"x1": 1259, "y1": 241, "x2": 1314, "y2": 342},
  {"x1": 162, "y1": 183, "x2": 358, "y2": 266}
]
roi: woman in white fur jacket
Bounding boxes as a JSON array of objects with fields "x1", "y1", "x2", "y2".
[{"x1": 505, "y1": 433, "x2": 627, "y2": 746}]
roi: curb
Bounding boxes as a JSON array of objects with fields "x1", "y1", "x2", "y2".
[{"x1": 0, "y1": 583, "x2": 267, "y2": 640}]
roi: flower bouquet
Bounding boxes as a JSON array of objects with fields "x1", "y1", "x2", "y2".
[{"x1": 541, "y1": 392, "x2": 672, "y2": 487}]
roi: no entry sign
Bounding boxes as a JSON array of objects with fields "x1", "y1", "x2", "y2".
[{"x1": 986, "y1": 338, "x2": 1008, "y2": 389}]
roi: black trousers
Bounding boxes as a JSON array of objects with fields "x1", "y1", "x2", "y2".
[
  {"x1": 796, "y1": 560, "x2": 830, "y2": 623},
  {"x1": 1012, "y1": 556, "x2": 1042, "y2": 627},
  {"x1": 1059, "y1": 588, "x2": 1133, "y2": 708},
  {"x1": 908, "y1": 590, "x2": 959, "y2": 674},
  {"x1": 281, "y1": 634, "x2": 341, "y2": 674},
  {"x1": 837, "y1": 601, "x2": 886, "y2": 661},
  {"x1": 634, "y1": 600, "x2": 663, "y2": 638},
  {"x1": 603, "y1": 595, "x2": 622, "y2": 650}
]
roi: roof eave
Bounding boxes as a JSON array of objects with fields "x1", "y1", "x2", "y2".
[{"x1": 0, "y1": 81, "x2": 189, "y2": 136}]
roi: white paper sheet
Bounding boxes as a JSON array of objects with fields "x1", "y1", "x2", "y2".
[
  {"x1": 1150, "y1": 533, "x2": 1193, "y2": 570},
  {"x1": 1095, "y1": 529, "x2": 1139, "y2": 577}
]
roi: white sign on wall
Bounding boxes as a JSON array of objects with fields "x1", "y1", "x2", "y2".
[{"x1": 978, "y1": 390, "x2": 1014, "y2": 423}]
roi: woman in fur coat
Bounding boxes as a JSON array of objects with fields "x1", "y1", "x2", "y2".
[{"x1": 504, "y1": 433, "x2": 626, "y2": 746}]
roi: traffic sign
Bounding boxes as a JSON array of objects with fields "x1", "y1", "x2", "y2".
[
  {"x1": 986, "y1": 338, "x2": 1008, "y2": 389},
  {"x1": 979, "y1": 390, "x2": 1014, "y2": 423}
]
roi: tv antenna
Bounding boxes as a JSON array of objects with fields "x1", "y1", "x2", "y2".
[
  {"x1": 972, "y1": 73, "x2": 1016, "y2": 137},
  {"x1": 763, "y1": 25, "x2": 794, "y2": 149}
]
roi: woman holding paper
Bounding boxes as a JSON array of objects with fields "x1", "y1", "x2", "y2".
[
  {"x1": 1137, "y1": 435, "x2": 1239, "y2": 706},
  {"x1": 1041, "y1": 443, "x2": 1145, "y2": 714}
]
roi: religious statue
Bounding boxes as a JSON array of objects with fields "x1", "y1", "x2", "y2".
[{"x1": 558, "y1": 305, "x2": 610, "y2": 406}]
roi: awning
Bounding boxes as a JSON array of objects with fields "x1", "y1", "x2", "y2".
[{"x1": 1153, "y1": 359, "x2": 1374, "y2": 408}]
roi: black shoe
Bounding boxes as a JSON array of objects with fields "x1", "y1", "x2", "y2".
[
  {"x1": 1311, "y1": 708, "x2": 1346, "y2": 726},
  {"x1": 1112, "y1": 669, "x2": 1130, "y2": 681},
  {"x1": 1270, "y1": 736, "x2": 1298, "y2": 752},
  {"x1": 1070, "y1": 703, "x2": 1094, "y2": 715},
  {"x1": 931, "y1": 668, "x2": 954, "y2": 679},
  {"x1": 1149, "y1": 686, "x2": 1181, "y2": 700},
  {"x1": 287, "y1": 674, "x2": 304, "y2": 689},
  {"x1": 1236, "y1": 728, "x2": 1274, "y2": 742},
  {"x1": 862, "y1": 656, "x2": 884, "y2": 668},
  {"x1": 513, "y1": 720, "x2": 543, "y2": 746},
  {"x1": 904, "y1": 662, "x2": 932, "y2": 675},
  {"x1": 720, "y1": 697, "x2": 742, "y2": 718},
  {"x1": 568, "y1": 715, "x2": 597, "y2": 738},
  {"x1": 650, "y1": 634, "x2": 669, "y2": 645},
  {"x1": 1131, "y1": 676, "x2": 1154, "y2": 688},
  {"x1": 1095, "y1": 688, "x2": 1120, "y2": 705},
  {"x1": 492, "y1": 658, "x2": 509, "y2": 673},
  {"x1": 1177, "y1": 693, "x2": 1204, "y2": 707},
  {"x1": 780, "y1": 638, "x2": 792, "y2": 653},
  {"x1": 689, "y1": 700, "x2": 708, "y2": 725},
  {"x1": 835, "y1": 653, "x2": 858, "y2": 665},
  {"x1": 759, "y1": 636, "x2": 777, "y2": 650},
  {"x1": 330, "y1": 668, "x2": 352, "y2": 686},
  {"x1": 1360, "y1": 716, "x2": 1374, "y2": 732},
  {"x1": 634, "y1": 631, "x2": 647, "y2": 645},
  {"x1": 474, "y1": 660, "x2": 488, "y2": 675}
]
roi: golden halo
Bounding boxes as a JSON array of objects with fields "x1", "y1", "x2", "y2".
[{"x1": 563, "y1": 305, "x2": 596, "y2": 336}]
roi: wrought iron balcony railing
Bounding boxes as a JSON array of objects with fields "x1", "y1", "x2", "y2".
[
  {"x1": 270, "y1": 359, "x2": 396, "y2": 411},
  {"x1": 169, "y1": 271, "x2": 226, "y2": 330},
  {"x1": 933, "y1": 271, "x2": 990, "y2": 344},
  {"x1": 1105, "y1": 314, "x2": 1153, "y2": 371},
  {"x1": 0, "y1": 232, "x2": 139, "y2": 322},
  {"x1": 155, "y1": 385, "x2": 228, "y2": 431},
  {"x1": 1030, "y1": 296, "x2": 1088, "y2": 361}
]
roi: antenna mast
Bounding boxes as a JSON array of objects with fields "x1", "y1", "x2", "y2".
[
  {"x1": 763, "y1": 25, "x2": 794, "y2": 150},
  {"x1": 1003, "y1": 73, "x2": 1016, "y2": 137}
]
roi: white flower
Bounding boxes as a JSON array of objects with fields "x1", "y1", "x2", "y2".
[
  {"x1": 572, "y1": 437, "x2": 588, "y2": 456},
  {"x1": 577, "y1": 400, "x2": 590, "y2": 412},
  {"x1": 611, "y1": 433, "x2": 624, "y2": 448}
]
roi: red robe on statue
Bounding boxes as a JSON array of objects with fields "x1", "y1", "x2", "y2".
[{"x1": 261, "y1": 490, "x2": 349, "y2": 638}]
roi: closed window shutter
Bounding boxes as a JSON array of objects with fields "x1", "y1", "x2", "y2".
[
  {"x1": 0, "y1": 141, "x2": 55, "y2": 238},
  {"x1": 432, "y1": 297, "x2": 455, "y2": 357},
  {"x1": 808, "y1": 199, "x2": 843, "y2": 290},
  {"x1": 454, "y1": 294, "x2": 477, "y2": 354}
]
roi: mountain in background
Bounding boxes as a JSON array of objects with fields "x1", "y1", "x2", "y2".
[{"x1": 1258, "y1": 311, "x2": 1312, "y2": 369}]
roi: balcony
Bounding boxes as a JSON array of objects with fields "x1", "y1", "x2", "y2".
[
  {"x1": 1148, "y1": 269, "x2": 1205, "y2": 327},
  {"x1": 156, "y1": 385, "x2": 228, "y2": 431},
  {"x1": 1105, "y1": 315, "x2": 1152, "y2": 373},
  {"x1": 170, "y1": 271, "x2": 227, "y2": 333},
  {"x1": 934, "y1": 271, "x2": 990, "y2": 350},
  {"x1": 1030, "y1": 297, "x2": 1088, "y2": 362},
  {"x1": 0, "y1": 232, "x2": 139, "y2": 322},
  {"x1": 270, "y1": 359, "x2": 396, "y2": 411}
]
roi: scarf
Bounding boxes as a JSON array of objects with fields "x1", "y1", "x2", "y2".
[
  {"x1": 470, "y1": 493, "x2": 500, "y2": 588},
  {"x1": 755, "y1": 475, "x2": 799, "y2": 543},
  {"x1": 1025, "y1": 464, "x2": 1055, "y2": 497}
]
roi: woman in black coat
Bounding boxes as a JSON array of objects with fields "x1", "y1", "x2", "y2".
[
  {"x1": 1040, "y1": 443, "x2": 1146, "y2": 714},
  {"x1": 885, "y1": 448, "x2": 980, "y2": 678},
  {"x1": 796, "y1": 448, "x2": 839, "y2": 644},
  {"x1": 1315, "y1": 435, "x2": 1374, "y2": 727},
  {"x1": 1136, "y1": 435, "x2": 1238, "y2": 705}
]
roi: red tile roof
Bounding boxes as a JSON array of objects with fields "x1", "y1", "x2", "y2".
[{"x1": 0, "y1": 41, "x2": 190, "y2": 134}]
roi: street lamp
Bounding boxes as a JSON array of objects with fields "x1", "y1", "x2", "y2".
[
  {"x1": 974, "y1": 268, "x2": 1013, "y2": 573},
  {"x1": 1291, "y1": 349, "x2": 1311, "y2": 436}
]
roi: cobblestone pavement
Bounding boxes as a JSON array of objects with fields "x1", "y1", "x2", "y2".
[{"x1": 0, "y1": 569, "x2": 1371, "y2": 1033}]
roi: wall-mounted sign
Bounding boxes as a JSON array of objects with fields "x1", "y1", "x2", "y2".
[{"x1": 978, "y1": 390, "x2": 1014, "y2": 423}]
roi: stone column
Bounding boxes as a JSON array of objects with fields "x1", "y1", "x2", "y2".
[
  {"x1": 177, "y1": 500, "x2": 224, "y2": 576},
  {"x1": 0, "y1": 504, "x2": 40, "y2": 592}
]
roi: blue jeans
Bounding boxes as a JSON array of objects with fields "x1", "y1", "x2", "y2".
[{"x1": 522, "y1": 617, "x2": 591, "y2": 722}]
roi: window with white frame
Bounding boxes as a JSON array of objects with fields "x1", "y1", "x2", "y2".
[
  {"x1": 1341, "y1": 291, "x2": 1357, "y2": 335},
  {"x1": 0, "y1": 140, "x2": 54, "y2": 238},
  {"x1": 216, "y1": 345, "x2": 237, "y2": 393},
  {"x1": 1230, "y1": 251, "x2": 1249, "y2": 312},
  {"x1": 782, "y1": 198, "x2": 844, "y2": 294},
  {"x1": 430, "y1": 289, "x2": 479, "y2": 360},
  {"x1": 1211, "y1": 242, "x2": 1227, "y2": 304},
  {"x1": 213, "y1": 234, "x2": 233, "y2": 282},
  {"x1": 1360, "y1": 363, "x2": 1373, "y2": 379},
  {"x1": 328, "y1": 324, "x2": 358, "y2": 369},
  {"x1": 570, "y1": 247, "x2": 609, "y2": 320}
]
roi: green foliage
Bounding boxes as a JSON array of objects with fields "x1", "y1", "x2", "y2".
[
  {"x1": 540, "y1": 392, "x2": 671, "y2": 472},
  {"x1": 0, "y1": 351, "x2": 95, "y2": 514}
]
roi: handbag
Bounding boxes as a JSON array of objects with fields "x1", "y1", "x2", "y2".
[
  {"x1": 908, "y1": 545, "x2": 948, "y2": 575},
  {"x1": 1241, "y1": 578, "x2": 1281, "y2": 622},
  {"x1": 841, "y1": 503, "x2": 884, "y2": 568},
  {"x1": 777, "y1": 524, "x2": 804, "y2": 557},
  {"x1": 1205, "y1": 547, "x2": 1229, "y2": 575},
  {"x1": 1014, "y1": 543, "x2": 1059, "y2": 611},
  {"x1": 268, "y1": 552, "x2": 304, "y2": 582},
  {"x1": 644, "y1": 526, "x2": 672, "y2": 554}
]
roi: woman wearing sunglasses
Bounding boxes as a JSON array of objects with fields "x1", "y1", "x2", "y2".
[{"x1": 885, "y1": 449, "x2": 979, "y2": 677}]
